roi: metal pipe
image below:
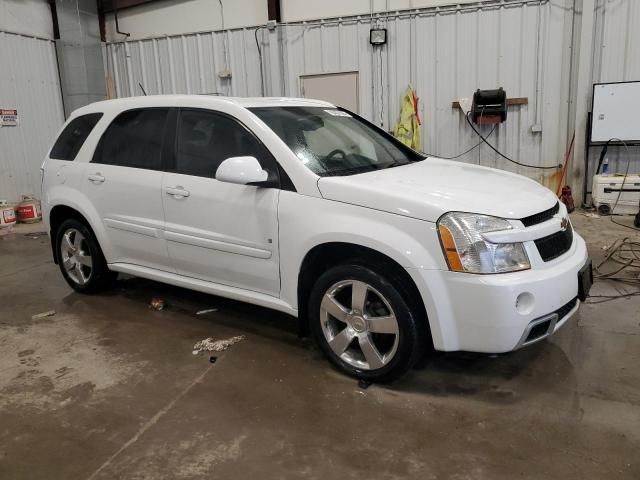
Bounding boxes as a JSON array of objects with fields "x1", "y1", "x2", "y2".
[
  {"x1": 217, "y1": 0, "x2": 229, "y2": 72},
  {"x1": 0, "y1": 28, "x2": 54, "y2": 42},
  {"x1": 48, "y1": 0, "x2": 60, "y2": 39},
  {"x1": 115, "y1": 8, "x2": 131, "y2": 38},
  {"x1": 279, "y1": 0, "x2": 550, "y2": 27}
]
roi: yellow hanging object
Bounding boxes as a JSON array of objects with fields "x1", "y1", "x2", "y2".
[{"x1": 393, "y1": 85, "x2": 421, "y2": 151}]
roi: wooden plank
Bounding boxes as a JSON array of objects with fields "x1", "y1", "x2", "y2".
[{"x1": 452, "y1": 97, "x2": 528, "y2": 109}]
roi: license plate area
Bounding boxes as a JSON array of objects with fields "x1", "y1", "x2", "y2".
[{"x1": 578, "y1": 259, "x2": 593, "y2": 301}]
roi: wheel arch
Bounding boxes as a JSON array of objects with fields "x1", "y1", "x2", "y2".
[
  {"x1": 48, "y1": 204, "x2": 100, "y2": 264},
  {"x1": 296, "y1": 242, "x2": 430, "y2": 344}
]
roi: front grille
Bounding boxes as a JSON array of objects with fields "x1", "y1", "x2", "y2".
[
  {"x1": 534, "y1": 224, "x2": 573, "y2": 261},
  {"x1": 520, "y1": 202, "x2": 560, "y2": 227}
]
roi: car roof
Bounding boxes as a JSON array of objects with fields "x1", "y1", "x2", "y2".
[{"x1": 71, "y1": 95, "x2": 336, "y2": 116}]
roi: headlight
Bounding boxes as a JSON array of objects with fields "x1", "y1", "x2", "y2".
[{"x1": 437, "y1": 212, "x2": 530, "y2": 274}]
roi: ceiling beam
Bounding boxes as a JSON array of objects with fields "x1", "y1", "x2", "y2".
[
  {"x1": 97, "y1": 0, "x2": 106, "y2": 42},
  {"x1": 48, "y1": 0, "x2": 60, "y2": 39},
  {"x1": 267, "y1": 0, "x2": 281, "y2": 22}
]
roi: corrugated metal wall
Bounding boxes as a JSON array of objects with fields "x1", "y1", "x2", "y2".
[
  {"x1": 106, "y1": 0, "x2": 576, "y2": 188},
  {"x1": 586, "y1": 0, "x2": 640, "y2": 183},
  {"x1": 105, "y1": 29, "x2": 264, "y2": 98},
  {"x1": 279, "y1": 0, "x2": 575, "y2": 187},
  {"x1": 0, "y1": 31, "x2": 65, "y2": 202}
]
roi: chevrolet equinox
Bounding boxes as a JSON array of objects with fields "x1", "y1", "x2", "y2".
[{"x1": 42, "y1": 95, "x2": 592, "y2": 382}]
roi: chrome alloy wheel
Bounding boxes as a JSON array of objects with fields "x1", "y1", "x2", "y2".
[
  {"x1": 60, "y1": 228, "x2": 93, "y2": 285},
  {"x1": 320, "y1": 280, "x2": 400, "y2": 370}
]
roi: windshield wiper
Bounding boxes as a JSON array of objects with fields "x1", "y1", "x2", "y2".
[
  {"x1": 384, "y1": 161, "x2": 404, "y2": 169},
  {"x1": 322, "y1": 165, "x2": 378, "y2": 177}
]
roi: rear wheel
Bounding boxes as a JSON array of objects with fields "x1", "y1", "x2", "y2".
[
  {"x1": 56, "y1": 219, "x2": 116, "y2": 293},
  {"x1": 309, "y1": 264, "x2": 425, "y2": 383}
]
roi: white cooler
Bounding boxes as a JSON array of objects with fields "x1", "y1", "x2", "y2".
[{"x1": 592, "y1": 174, "x2": 640, "y2": 215}]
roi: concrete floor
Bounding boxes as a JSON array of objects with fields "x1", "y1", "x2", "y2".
[{"x1": 1, "y1": 214, "x2": 639, "y2": 480}]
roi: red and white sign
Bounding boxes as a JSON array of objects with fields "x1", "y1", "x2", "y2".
[{"x1": 1, "y1": 109, "x2": 18, "y2": 126}]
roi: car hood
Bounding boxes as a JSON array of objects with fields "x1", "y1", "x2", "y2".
[{"x1": 317, "y1": 157, "x2": 558, "y2": 223}]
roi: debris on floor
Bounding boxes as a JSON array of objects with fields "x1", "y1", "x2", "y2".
[
  {"x1": 31, "y1": 310, "x2": 56, "y2": 320},
  {"x1": 24, "y1": 231, "x2": 47, "y2": 239},
  {"x1": 196, "y1": 308, "x2": 218, "y2": 315},
  {"x1": 149, "y1": 298, "x2": 166, "y2": 311},
  {"x1": 358, "y1": 379, "x2": 372, "y2": 389},
  {"x1": 192, "y1": 335, "x2": 245, "y2": 355}
]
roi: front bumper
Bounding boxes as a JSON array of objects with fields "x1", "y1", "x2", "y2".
[{"x1": 407, "y1": 231, "x2": 589, "y2": 353}]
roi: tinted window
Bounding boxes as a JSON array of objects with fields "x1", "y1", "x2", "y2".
[
  {"x1": 175, "y1": 109, "x2": 273, "y2": 178},
  {"x1": 93, "y1": 108, "x2": 168, "y2": 170},
  {"x1": 50, "y1": 113, "x2": 103, "y2": 160}
]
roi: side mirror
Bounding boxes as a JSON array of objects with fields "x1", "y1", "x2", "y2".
[{"x1": 215, "y1": 156, "x2": 268, "y2": 185}]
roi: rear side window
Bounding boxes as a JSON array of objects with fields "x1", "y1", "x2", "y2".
[
  {"x1": 50, "y1": 113, "x2": 103, "y2": 160},
  {"x1": 93, "y1": 108, "x2": 168, "y2": 170},
  {"x1": 175, "y1": 109, "x2": 275, "y2": 178}
]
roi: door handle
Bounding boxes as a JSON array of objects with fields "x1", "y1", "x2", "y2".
[
  {"x1": 165, "y1": 186, "x2": 190, "y2": 198},
  {"x1": 88, "y1": 173, "x2": 105, "y2": 184}
]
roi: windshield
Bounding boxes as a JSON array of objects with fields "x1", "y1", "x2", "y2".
[{"x1": 250, "y1": 106, "x2": 423, "y2": 177}]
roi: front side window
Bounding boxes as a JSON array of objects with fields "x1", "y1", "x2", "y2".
[
  {"x1": 50, "y1": 113, "x2": 103, "y2": 160},
  {"x1": 250, "y1": 107, "x2": 423, "y2": 177},
  {"x1": 93, "y1": 108, "x2": 168, "y2": 170},
  {"x1": 174, "y1": 109, "x2": 274, "y2": 178}
]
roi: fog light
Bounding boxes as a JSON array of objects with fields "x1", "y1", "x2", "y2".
[{"x1": 515, "y1": 292, "x2": 534, "y2": 315}]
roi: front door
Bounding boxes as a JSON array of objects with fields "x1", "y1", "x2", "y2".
[
  {"x1": 161, "y1": 108, "x2": 280, "y2": 296},
  {"x1": 83, "y1": 108, "x2": 171, "y2": 271}
]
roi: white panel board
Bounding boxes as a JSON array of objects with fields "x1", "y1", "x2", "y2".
[
  {"x1": 301, "y1": 72, "x2": 359, "y2": 113},
  {"x1": 591, "y1": 81, "x2": 640, "y2": 143}
]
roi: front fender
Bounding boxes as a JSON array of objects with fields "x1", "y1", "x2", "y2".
[{"x1": 278, "y1": 192, "x2": 446, "y2": 311}]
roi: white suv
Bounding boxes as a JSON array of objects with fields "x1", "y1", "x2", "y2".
[{"x1": 42, "y1": 95, "x2": 592, "y2": 382}]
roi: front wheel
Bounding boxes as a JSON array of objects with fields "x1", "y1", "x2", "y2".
[{"x1": 309, "y1": 264, "x2": 426, "y2": 383}]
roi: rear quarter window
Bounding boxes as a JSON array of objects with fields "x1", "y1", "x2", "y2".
[{"x1": 49, "y1": 113, "x2": 103, "y2": 160}]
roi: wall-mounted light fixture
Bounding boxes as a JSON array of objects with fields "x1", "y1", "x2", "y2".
[{"x1": 369, "y1": 28, "x2": 387, "y2": 46}]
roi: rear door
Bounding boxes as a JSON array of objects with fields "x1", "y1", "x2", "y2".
[
  {"x1": 83, "y1": 108, "x2": 172, "y2": 271},
  {"x1": 161, "y1": 108, "x2": 281, "y2": 296}
]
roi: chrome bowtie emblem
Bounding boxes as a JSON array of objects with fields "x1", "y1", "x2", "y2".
[{"x1": 560, "y1": 217, "x2": 569, "y2": 231}]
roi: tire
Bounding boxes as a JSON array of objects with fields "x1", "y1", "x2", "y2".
[
  {"x1": 309, "y1": 263, "x2": 426, "y2": 383},
  {"x1": 55, "y1": 218, "x2": 116, "y2": 293}
]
